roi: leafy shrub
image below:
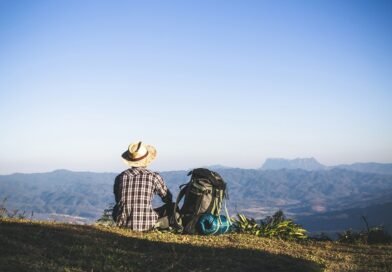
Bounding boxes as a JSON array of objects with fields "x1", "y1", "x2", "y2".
[
  {"x1": 337, "y1": 216, "x2": 392, "y2": 244},
  {"x1": 0, "y1": 198, "x2": 29, "y2": 219},
  {"x1": 232, "y1": 210, "x2": 307, "y2": 240},
  {"x1": 96, "y1": 203, "x2": 116, "y2": 227},
  {"x1": 366, "y1": 226, "x2": 392, "y2": 244},
  {"x1": 233, "y1": 214, "x2": 261, "y2": 235},
  {"x1": 338, "y1": 227, "x2": 392, "y2": 244},
  {"x1": 337, "y1": 229, "x2": 363, "y2": 244}
]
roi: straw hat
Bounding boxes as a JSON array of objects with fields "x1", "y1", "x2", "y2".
[{"x1": 121, "y1": 141, "x2": 157, "y2": 167}]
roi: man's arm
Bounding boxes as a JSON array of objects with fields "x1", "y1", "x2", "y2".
[
  {"x1": 154, "y1": 173, "x2": 173, "y2": 204},
  {"x1": 113, "y1": 174, "x2": 122, "y2": 203}
]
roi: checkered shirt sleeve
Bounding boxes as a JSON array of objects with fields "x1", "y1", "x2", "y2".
[{"x1": 113, "y1": 168, "x2": 169, "y2": 231}]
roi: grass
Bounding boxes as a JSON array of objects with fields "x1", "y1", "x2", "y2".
[{"x1": 0, "y1": 218, "x2": 391, "y2": 271}]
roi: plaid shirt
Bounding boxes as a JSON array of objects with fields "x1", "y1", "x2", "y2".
[{"x1": 113, "y1": 167, "x2": 169, "y2": 231}]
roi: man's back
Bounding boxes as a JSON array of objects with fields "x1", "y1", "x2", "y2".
[{"x1": 113, "y1": 167, "x2": 169, "y2": 231}]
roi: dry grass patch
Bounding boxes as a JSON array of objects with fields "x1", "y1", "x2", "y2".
[{"x1": 0, "y1": 219, "x2": 391, "y2": 272}]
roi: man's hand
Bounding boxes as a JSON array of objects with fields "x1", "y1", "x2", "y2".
[{"x1": 162, "y1": 190, "x2": 173, "y2": 204}]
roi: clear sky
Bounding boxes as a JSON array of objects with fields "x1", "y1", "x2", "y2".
[{"x1": 0, "y1": 0, "x2": 391, "y2": 174}]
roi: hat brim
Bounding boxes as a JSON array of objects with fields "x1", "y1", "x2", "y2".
[{"x1": 122, "y1": 144, "x2": 157, "y2": 167}]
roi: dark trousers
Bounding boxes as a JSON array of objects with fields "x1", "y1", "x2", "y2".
[{"x1": 154, "y1": 202, "x2": 180, "y2": 230}]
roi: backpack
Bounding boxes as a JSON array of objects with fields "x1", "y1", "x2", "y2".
[{"x1": 173, "y1": 168, "x2": 231, "y2": 234}]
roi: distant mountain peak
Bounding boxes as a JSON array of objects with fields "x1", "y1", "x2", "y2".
[{"x1": 261, "y1": 157, "x2": 326, "y2": 171}]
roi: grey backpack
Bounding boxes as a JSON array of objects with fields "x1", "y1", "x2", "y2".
[{"x1": 173, "y1": 168, "x2": 229, "y2": 234}]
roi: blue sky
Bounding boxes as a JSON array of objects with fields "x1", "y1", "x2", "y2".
[{"x1": 0, "y1": 0, "x2": 391, "y2": 174}]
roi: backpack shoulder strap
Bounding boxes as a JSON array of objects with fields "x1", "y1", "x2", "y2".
[{"x1": 172, "y1": 184, "x2": 188, "y2": 231}]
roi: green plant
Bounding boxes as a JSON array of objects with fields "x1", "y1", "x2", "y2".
[
  {"x1": 366, "y1": 226, "x2": 392, "y2": 244},
  {"x1": 232, "y1": 210, "x2": 308, "y2": 240},
  {"x1": 337, "y1": 229, "x2": 363, "y2": 244},
  {"x1": 96, "y1": 203, "x2": 116, "y2": 227},
  {"x1": 0, "y1": 197, "x2": 28, "y2": 219},
  {"x1": 232, "y1": 214, "x2": 261, "y2": 235},
  {"x1": 337, "y1": 216, "x2": 392, "y2": 244},
  {"x1": 261, "y1": 210, "x2": 307, "y2": 240}
]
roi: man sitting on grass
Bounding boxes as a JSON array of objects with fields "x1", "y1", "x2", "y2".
[{"x1": 112, "y1": 141, "x2": 173, "y2": 231}]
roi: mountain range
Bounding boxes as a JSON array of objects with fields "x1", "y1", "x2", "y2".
[
  {"x1": 1, "y1": 158, "x2": 391, "y2": 234},
  {"x1": 260, "y1": 157, "x2": 392, "y2": 175}
]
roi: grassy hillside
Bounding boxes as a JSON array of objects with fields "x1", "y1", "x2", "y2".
[{"x1": 0, "y1": 219, "x2": 391, "y2": 271}]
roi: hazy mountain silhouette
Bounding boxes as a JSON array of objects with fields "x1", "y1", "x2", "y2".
[{"x1": 261, "y1": 157, "x2": 326, "y2": 171}]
